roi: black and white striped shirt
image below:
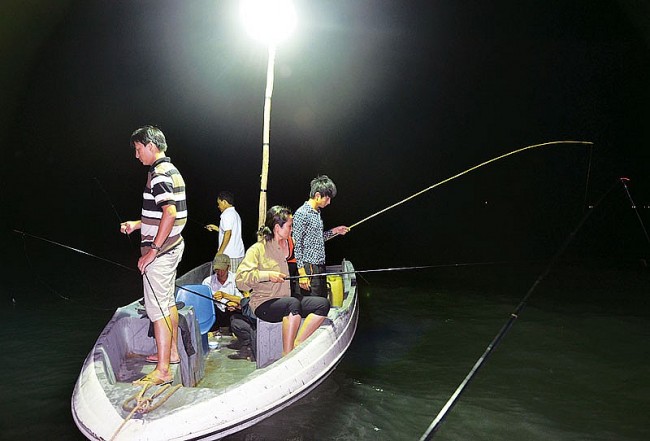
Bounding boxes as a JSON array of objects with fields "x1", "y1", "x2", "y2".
[{"x1": 140, "y1": 157, "x2": 187, "y2": 254}]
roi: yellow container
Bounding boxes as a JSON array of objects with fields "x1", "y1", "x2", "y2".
[{"x1": 327, "y1": 275, "x2": 344, "y2": 307}]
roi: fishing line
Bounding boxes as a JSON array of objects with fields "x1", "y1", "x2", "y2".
[
  {"x1": 582, "y1": 144, "x2": 594, "y2": 211},
  {"x1": 143, "y1": 271, "x2": 174, "y2": 335},
  {"x1": 185, "y1": 199, "x2": 215, "y2": 230},
  {"x1": 93, "y1": 176, "x2": 121, "y2": 221},
  {"x1": 173, "y1": 283, "x2": 224, "y2": 304},
  {"x1": 619, "y1": 177, "x2": 650, "y2": 247},
  {"x1": 328, "y1": 140, "x2": 593, "y2": 239},
  {"x1": 14, "y1": 230, "x2": 120, "y2": 311},
  {"x1": 419, "y1": 178, "x2": 620, "y2": 440},
  {"x1": 18, "y1": 232, "x2": 72, "y2": 302},
  {"x1": 193, "y1": 218, "x2": 211, "y2": 228},
  {"x1": 93, "y1": 176, "x2": 140, "y2": 250}
]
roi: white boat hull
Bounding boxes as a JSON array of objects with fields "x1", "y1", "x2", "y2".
[{"x1": 72, "y1": 260, "x2": 358, "y2": 440}]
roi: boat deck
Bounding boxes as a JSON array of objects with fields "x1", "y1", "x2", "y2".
[
  {"x1": 199, "y1": 334, "x2": 257, "y2": 388},
  {"x1": 119, "y1": 333, "x2": 257, "y2": 388}
]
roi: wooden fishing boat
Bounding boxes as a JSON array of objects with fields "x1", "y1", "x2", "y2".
[{"x1": 71, "y1": 259, "x2": 358, "y2": 440}]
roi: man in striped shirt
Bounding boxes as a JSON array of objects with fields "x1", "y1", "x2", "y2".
[{"x1": 120, "y1": 125, "x2": 187, "y2": 386}]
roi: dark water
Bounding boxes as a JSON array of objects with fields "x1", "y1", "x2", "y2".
[{"x1": 2, "y1": 258, "x2": 648, "y2": 440}]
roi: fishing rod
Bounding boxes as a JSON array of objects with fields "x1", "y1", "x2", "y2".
[
  {"x1": 328, "y1": 140, "x2": 593, "y2": 240},
  {"x1": 419, "y1": 177, "x2": 620, "y2": 440},
  {"x1": 174, "y1": 284, "x2": 231, "y2": 306},
  {"x1": 13, "y1": 229, "x2": 133, "y2": 311},
  {"x1": 12, "y1": 230, "x2": 513, "y2": 305},
  {"x1": 12, "y1": 229, "x2": 232, "y2": 307},
  {"x1": 284, "y1": 261, "x2": 512, "y2": 280},
  {"x1": 13, "y1": 229, "x2": 136, "y2": 272},
  {"x1": 619, "y1": 177, "x2": 650, "y2": 247}
]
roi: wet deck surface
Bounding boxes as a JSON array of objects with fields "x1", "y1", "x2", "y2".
[
  {"x1": 199, "y1": 333, "x2": 257, "y2": 388},
  {"x1": 117, "y1": 333, "x2": 256, "y2": 387}
]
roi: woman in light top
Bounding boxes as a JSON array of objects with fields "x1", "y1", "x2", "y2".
[{"x1": 236, "y1": 206, "x2": 330, "y2": 355}]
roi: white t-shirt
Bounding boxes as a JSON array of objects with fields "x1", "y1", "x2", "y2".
[
  {"x1": 219, "y1": 206, "x2": 245, "y2": 259},
  {"x1": 201, "y1": 271, "x2": 242, "y2": 313}
]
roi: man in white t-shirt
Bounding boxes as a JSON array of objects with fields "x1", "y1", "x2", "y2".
[
  {"x1": 205, "y1": 191, "x2": 245, "y2": 270},
  {"x1": 202, "y1": 253, "x2": 243, "y2": 333}
]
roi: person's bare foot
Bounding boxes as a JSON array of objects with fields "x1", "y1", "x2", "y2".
[{"x1": 145, "y1": 354, "x2": 180, "y2": 364}]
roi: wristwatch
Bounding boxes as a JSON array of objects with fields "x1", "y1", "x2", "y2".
[{"x1": 151, "y1": 243, "x2": 162, "y2": 253}]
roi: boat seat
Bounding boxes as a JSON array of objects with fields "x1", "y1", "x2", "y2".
[
  {"x1": 256, "y1": 318, "x2": 283, "y2": 369},
  {"x1": 176, "y1": 284, "x2": 215, "y2": 355}
]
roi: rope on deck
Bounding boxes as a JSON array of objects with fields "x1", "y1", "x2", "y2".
[{"x1": 110, "y1": 383, "x2": 182, "y2": 441}]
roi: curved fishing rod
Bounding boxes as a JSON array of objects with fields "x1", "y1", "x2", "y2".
[
  {"x1": 419, "y1": 177, "x2": 620, "y2": 440},
  {"x1": 619, "y1": 177, "x2": 650, "y2": 247},
  {"x1": 328, "y1": 140, "x2": 593, "y2": 240}
]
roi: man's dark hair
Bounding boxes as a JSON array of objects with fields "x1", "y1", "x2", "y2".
[
  {"x1": 218, "y1": 191, "x2": 235, "y2": 205},
  {"x1": 309, "y1": 175, "x2": 337, "y2": 199},
  {"x1": 130, "y1": 125, "x2": 168, "y2": 152}
]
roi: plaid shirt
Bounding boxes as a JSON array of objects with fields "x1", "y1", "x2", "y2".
[{"x1": 292, "y1": 202, "x2": 335, "y2": 268}]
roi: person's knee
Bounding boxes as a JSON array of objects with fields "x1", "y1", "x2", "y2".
[
  {"x1": 230, "y1": 320, "x2": 242, "y2": 333},
  {"x1": 286, "y1": 298, "x2": 301, "y2": 316},
  {"x1": 300, "y1": 297, "x2": 329, "y2": 317},
  {"x1": 313, "y1": 298, "x2": 330, "y2": 316}
]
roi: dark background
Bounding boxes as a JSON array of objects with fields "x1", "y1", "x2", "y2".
[
  {"x1": 1, "y1": 3, "x2": 649, "y2": 439},
  {"x1": 3, "y1": 0, "x2": 649, "y2": 291}
]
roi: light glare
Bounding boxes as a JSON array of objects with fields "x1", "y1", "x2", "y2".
[{"x1": 240, "y1": 0, "x2": 296, "y2": 44}]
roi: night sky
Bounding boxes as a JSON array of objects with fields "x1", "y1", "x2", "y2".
[{"x1": 3, "y1": 0, "x2": 649, "y2": 281}]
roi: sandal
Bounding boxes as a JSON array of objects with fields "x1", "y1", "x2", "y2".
[{"x1": 132, "y1": 373, "x2": 173, "y2": 386}]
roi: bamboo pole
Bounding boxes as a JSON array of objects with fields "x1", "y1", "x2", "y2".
[{"x1": 258, "y1": 44, "x2": 276, "y2": 228}]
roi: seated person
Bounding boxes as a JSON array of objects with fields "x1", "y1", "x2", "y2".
[
  {"x1": 227, "y1": 293, "x2": 257, "y2": 361},
  {"x1": 236, "y1": 205, "x2": 330, "y2": 356},
  {"x1": 202, "y1": 253, "x2": 242, "y2": 333}
]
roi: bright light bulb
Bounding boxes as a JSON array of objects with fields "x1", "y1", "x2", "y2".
[{"x1": 240, "y1": 0, "x2": 297, "y2": 44}]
